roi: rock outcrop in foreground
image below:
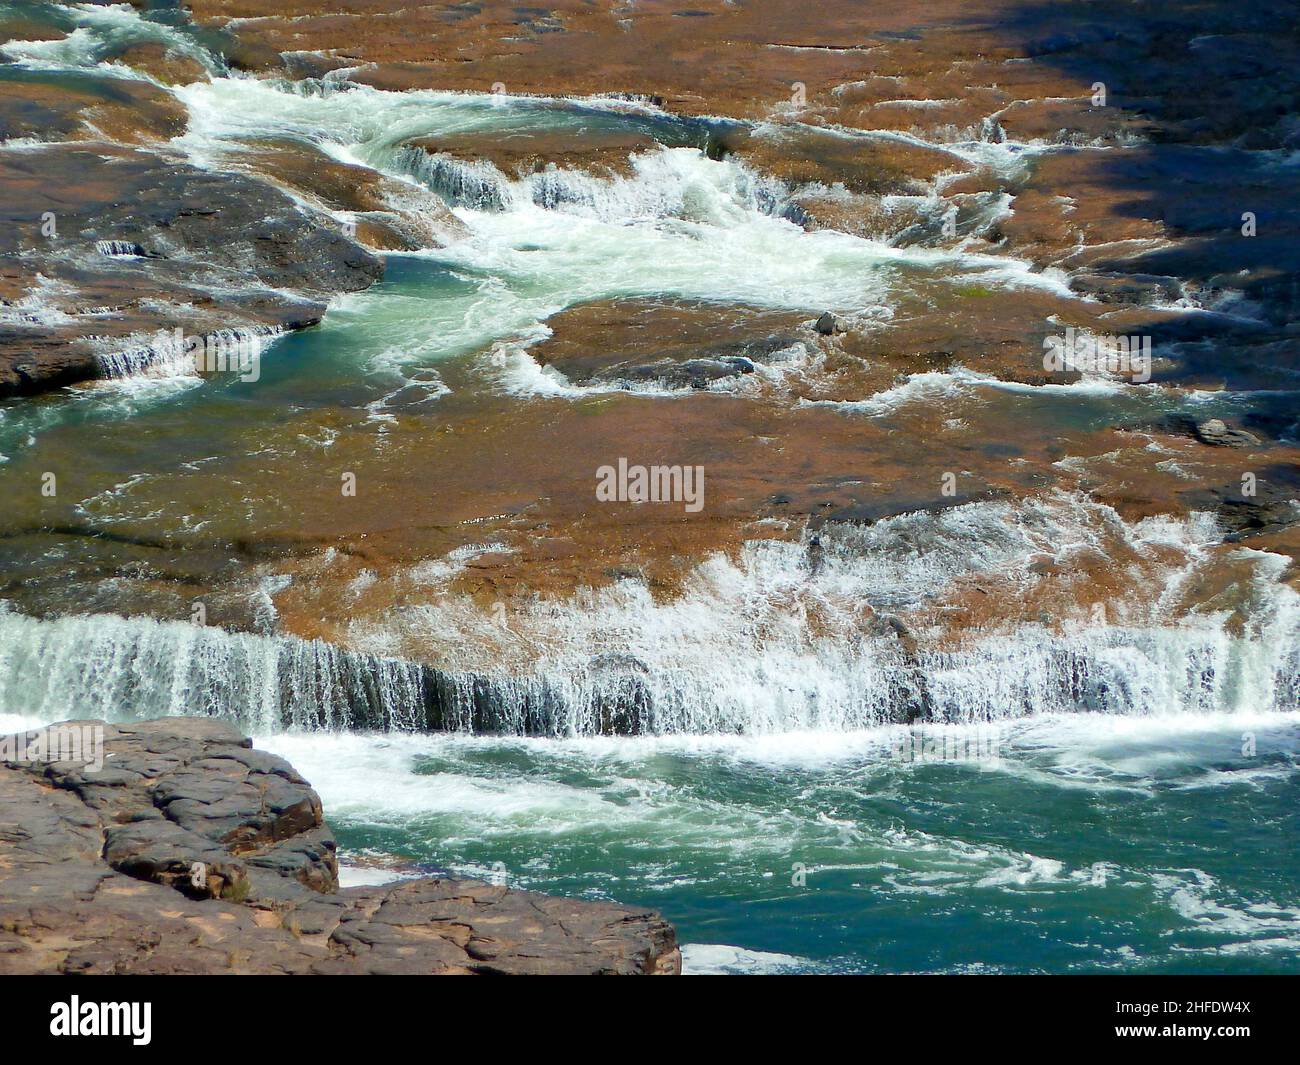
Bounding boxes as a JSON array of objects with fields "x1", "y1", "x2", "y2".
[{"x1": 0, "y1": 718, "x2": 680, "y2": 975}]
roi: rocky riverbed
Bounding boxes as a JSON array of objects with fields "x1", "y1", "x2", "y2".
[
  {"x1": 0, "y1": 717, "x2": 679, "y2": 973},
  {"x1": 1, "y1": 0, "x2": 1298, "y2": 978},
  {"x1": 1, "y1": 2, "x2": 1295, "y2": 649}
]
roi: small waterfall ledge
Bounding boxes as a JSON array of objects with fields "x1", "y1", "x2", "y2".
[{"x1": 2, "y1": 608, "x2": 1295, "y2": 736}]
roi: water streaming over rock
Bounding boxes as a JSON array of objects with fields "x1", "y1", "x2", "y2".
[
  {"x1": 2, "y1": 5, "x2": 1296, "y2": 739},
  {"x1": 4, "y1": 527, "x2": 1294, "y2": 736},
  {"x1": 93, "y1": 326, "x2": 283, "y2": 380}
]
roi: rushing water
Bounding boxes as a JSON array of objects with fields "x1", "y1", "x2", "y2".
[
  {"x1": 2, "y1": 2, "x2": 1298, "y2": 973},
  {"x1": 258, "y1": 715, "x2": 1300, "y2": 974},
  {"x1": 3, "y1": 704, "x2": 1297, "y2": 973}
]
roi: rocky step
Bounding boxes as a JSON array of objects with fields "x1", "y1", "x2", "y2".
[
  {"x1": 0, "y1": 718, "x2": 679, "y2": 975},
  {"x1": 0, "y1": 140, "x2": 383, "y2": 398}
]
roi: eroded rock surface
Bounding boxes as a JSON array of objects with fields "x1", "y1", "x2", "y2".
[
  {"x1": 0, "y1": 718, "x2": 680, "y2": 974},
  {"x1": 531, "y1": 297, "x2": 813, "y2": 389},
  {"x1": 0, "y1": 0, "x2": 1296, "y2": 708},
  {"x1": 0, "y1": 142, "x2": 382, "y2": 396}
]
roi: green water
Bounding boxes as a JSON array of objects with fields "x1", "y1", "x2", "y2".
[{"x1": 258, "y1": 714, "x2": 1300, "y2": 974}]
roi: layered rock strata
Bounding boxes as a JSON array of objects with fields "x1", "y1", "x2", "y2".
[{"x1": 0, "y1": 717, "x2": 680, "y2": 974}]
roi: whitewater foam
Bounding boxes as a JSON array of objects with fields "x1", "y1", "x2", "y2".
[
  {"x1": 0, "y1": 2, "x2": 225, "y2": 81},
  {"x1": 160, "y1": 74, "x2": 1084, "y2": 400},
  {"x1": 2, "y1": 495, "x2": 1295, "y2": 735},
  {"x1": 681, "y1": 944, "x2": 816, "y2": 975}
]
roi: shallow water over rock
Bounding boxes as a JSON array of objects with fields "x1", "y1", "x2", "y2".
[{"x1": 1, "y1": 0, "x2": 1298, "y2": 975}]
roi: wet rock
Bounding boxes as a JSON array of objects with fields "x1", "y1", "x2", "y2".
[
  {"x1": 789, "y1": 187, "x2": 923, "y2": 240},
  {"x1": 815, "y1": 311, "x2": 848, "y2": 335},
  {"x1": 0, "y1": 142, "x2": 382, "y2": 397},
  {"x1": 101, "y1": 41, "x2": 211, "y2": 86},
  {"x1": 185, "y1": 0, "x2": 911, "y2": 120},
  {"x1": 1194, "y1": 419, "x2": 1260, "y2": 448},
  {"x1": 1069, "y1": 272, "x2": 1182, "y2": 306},
  {"x1": 230, "y1": 137, "x2": 467, "y2": 249},
  {"x1": 1181, "y1": 469, "x2": 1300, "y2": 542},
  {"x1": 816, "y1": 488, "x2": 1006, "y2": 529},
  {"x1": 0, "y1": 11, "x2": 64, "y2": 45},
  {"x1": 1206, "y1": 497, "x2": 1299, "y2": 542},
  {"x1": 1116, "y1": 413, "x2": 1265, "y2": 448},
  {"x1": 4, "y1": 0, "x2": 1295, "y2": 687},
  {"x1": 717, "y1": 123, "x2": 966, "y2": 197},
  {"x1": 402, "y1": 127, "x2": 666, "y2": 180},
  {"x1": 0, "y1": 67, "x2": 188, "y2": 145},
  {"x1": 529, "y1": 297, "x2": 811, "y2": 389},
  {"x1": 0, "y1": 719, "x2": 679, "y2": 974},
  {"x1": 831, "y1": 284, "x2": 1106, "y2": 387},
  {"x1": 218, "y1": 36, "x2": 286, "y2": 75}
]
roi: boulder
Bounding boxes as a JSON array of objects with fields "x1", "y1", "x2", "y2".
[
  {"x1": 815, "y1": 311, "x2": 849, "y2": 335},
  {"x1": 0, "y1": 718, "x2": 679, "y2": 975},
  {"x1": 1194, "y1": 419, "x2": 1261, "y2": 448}
]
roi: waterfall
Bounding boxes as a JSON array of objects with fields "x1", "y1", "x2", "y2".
[
  {"x1": 0, "y1": 610, "x2": 428, "y2": 733},
  {"x1": 95, "y1": 240, "x2": 148, "y2": 258},
  {"x1": 2, "y1": 501, "x2": 1295, "y2": 737},
  {"x1": 389, "y1": 148, "x2": 515, "y2": 211},
  {"x1": 93, "y1": 326, "x2": 282, "y2": 380},
  {"x1": 1, "y1": 601, "x2": 1294, "y2": 737},
  {"x1": 381, "y1": 140, "x2": 793, "y2": 224}
]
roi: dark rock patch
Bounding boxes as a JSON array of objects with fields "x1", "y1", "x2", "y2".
[
  {"x1": 0, "y1": 142, "x2": 382, "y2": 396},
  {"x1": 1180, "y1": 466, "x2": 1300, "y2": 542}
]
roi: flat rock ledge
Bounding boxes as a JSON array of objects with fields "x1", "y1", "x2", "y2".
[{"x1": 0, "y1": 718, "x2": 679, "y2": 975}]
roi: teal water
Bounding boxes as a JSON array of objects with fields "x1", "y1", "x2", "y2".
[{"x1": 254, "y1": 715, "x2": 1300, "y2": 974}]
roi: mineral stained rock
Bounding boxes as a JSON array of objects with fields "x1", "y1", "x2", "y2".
[{"x1": 0, "y1": 718, "x2": 680, "y2": 975}]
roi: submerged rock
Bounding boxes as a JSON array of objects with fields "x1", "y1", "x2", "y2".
[
  {"x1": 100, "y1": 41, "x2": 212, "y2": 87},
  {"x1": 0, "y1": 68, "x2": 188, "y2": 145},
  {"x1": 0, "y1": 718, "x2": 680, "y2": 975}
]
